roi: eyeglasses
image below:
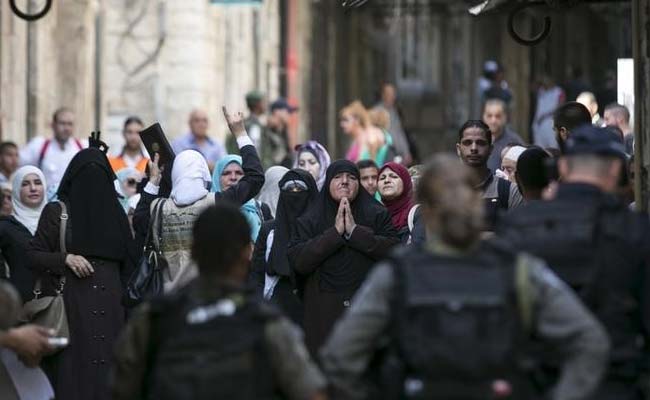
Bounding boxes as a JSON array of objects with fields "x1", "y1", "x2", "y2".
[{"x1": 125, "y1": 178, "x2": 138, "y2": 187}]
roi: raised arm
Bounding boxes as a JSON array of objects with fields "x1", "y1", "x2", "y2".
[
  {"x1": 133, "y1": 154, "x2": 164, "y2": 254},
  {"x1": 219, "y1": 107, "x2": 265, "y2": 205}
]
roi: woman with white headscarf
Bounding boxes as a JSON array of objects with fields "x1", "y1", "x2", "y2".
[
  {"x1": 0, "y1": 166, "x2": 48, "y2": 300},
  {"x1": 499, "y1": 145, "x2": 527, "y2": 183},
  {"x1": 133, "y1": 108, "x2": 264, "y2": 292},
  {"x1": 294, "y1": 141, "x2": 331, "y2": 190},
  {"x1": 256, "y1": 166, "x2": 289, "y2": 219}
]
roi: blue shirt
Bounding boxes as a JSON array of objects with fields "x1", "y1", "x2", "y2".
[{"x1": 171, "y1": 133, "x2": 226, "y2": 165}]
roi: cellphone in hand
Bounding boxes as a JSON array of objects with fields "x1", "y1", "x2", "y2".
[{"x1": 47, "y1": 337, "x2": 69, "y2": 348}]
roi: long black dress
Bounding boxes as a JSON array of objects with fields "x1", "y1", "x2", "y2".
[
  {"x1": 250, "y1": 169, "x2": 318, "y2": 324},
  {"x1": 28, "y1": 149, "x2": 135, "y2": 400},
  {"x1": 288, "y1": 160, "x2": 399, "y2": 355}
]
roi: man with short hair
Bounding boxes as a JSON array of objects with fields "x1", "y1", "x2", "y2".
[
  {"x1": 552, "y1": 101, "x2": 592, "y2": 152},
  {"x1": 576, "y1": 91, "x2": 605, "y2": 127},
  {"x1": 604, "y1": 103, "x2": 634, "y2": 155},
  {"x1": 357, "y1": 159, "x2": 379, "y2": 197},
  {"x1": 108, "y1": 116, "x2": 149, "y2": 173},
  {"x1": 456, "y1": 120, "x2": 523, "y2": 231},
  {"x1": 111, "y1": 204, "x2": 327, "y2": 400},
  {"x1": 500, "y1": 125, "x2": 650, "y2": 400},
  {"x1": 0, "y1": 142, "x2": 19, "y2": 184},
  {"x1": 482, "y1": 98, "x2": 524, "y2": 172},
  {"x1": 20, "y1": 108, "x2": 85, "y2": 196},
  {"x1": 244, "y1": 91, "x2": 267, "y2": 149},
  {"x1": 322, "y1": 154, "x2": 609, "y2": 400},
  {"x1": 373, "y1": 83, "x2": 413, "y2": 165},
  {"x1": 514, "y1": 147, "x2": 551, "y2": 202},
  {"x1": 172, "y1": 109, "x2": 226, "y2": 170},
  {"x1": 263, "y1": 99, "x2": 296, "y2": 168}
]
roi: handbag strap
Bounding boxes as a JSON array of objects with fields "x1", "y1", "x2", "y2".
[
  {"x1": 57, "y1": 200, "x2": 68, "y2": 254},
  {"x1": 33, "y1": 201, "x2": 68, "y2": 298},
  {"x1": 150, "y1": 198, "x2": 166, "y2": 250}
]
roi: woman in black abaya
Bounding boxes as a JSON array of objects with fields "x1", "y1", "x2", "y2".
[
  {"x1": 288, "y1": 160, "x2": 399, "y2": 355},
  {"x1": 28, "y1": 148, "x2": 135, "y2": 400},
  {"x1": 251, "y1": 169, "x2": 318, "y2": 324}
]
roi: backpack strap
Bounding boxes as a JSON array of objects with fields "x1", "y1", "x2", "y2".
[
  {"x1": 514, "y1": 254, "x2": 533, "y2": 336},
  {"x1": 73, "y1": 139, "x2": 83, "y2": 150},
  {"x1": 407, "y1": 205, "x2": 420, "y2": 232},
  {"x1": 496, "y1": 178, "x2": 511, "y2": 210},
  {"x1": 37, "y1": 139, "x2": 51, "y2": 169}
]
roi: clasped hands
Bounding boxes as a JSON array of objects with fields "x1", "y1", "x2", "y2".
[{"x1": 334, "y1": 197, "x2": 356, "y2": 237}]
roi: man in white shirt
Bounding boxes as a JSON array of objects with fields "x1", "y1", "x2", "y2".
[{"x1": 20, "y1": 108, "x2": 86, "y2": 198}]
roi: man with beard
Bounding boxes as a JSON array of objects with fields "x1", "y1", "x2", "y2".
[{"x1": 456, "y1": 120, "x2": 523, "y2": 231}]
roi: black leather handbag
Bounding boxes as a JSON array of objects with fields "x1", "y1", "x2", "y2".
[{"x1": 126, "y1": 199, "x2": 168, "y2": 305}]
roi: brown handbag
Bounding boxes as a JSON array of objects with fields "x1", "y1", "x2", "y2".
[{"x1": 21, "y1": 201, "x2": 70, "y2": 342}]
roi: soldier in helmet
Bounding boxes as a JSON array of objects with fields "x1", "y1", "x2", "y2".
[
  {"x1": 499, "y1": 125, "x2": 650, "y2": 400},
  {"x1": 321, "y1": 153, "x2": 609, "y2": 400}
]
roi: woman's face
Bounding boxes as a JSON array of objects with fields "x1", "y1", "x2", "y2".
[
  {"x1": 220, "y1": 162, "x2": 244, "y2": 191},
  {"x1": 1, "y1": 189, "x2": 11, "y2": 216},
  {"x1": 19, "y1": 173, "x2": 44, "y2": 209},
  {"x1": 329, "y1": 172, "x2": 359, "y2": 203},
  {"x1": 340, "y1": 112, "x2": 358, "y2": 135},
  {"x1": 298, "y1": 152, "x2": 320, "y2": 181},
  {"x1": 378, "y1": 168, "x2": 404, "y2": 201}
]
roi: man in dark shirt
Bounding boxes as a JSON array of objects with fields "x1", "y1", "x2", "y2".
[
  {"x1": 483, "y1": 98, "x2": 524, "y2": 172},
  {"x1": 456, "y1": 120, "x2": 523, "y2": 231}
]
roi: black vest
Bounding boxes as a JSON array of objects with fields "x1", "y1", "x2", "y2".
[
  {"x1": 389, "y1": 243, "x2": 532, "y2": 399},
  {"x1": 501, "y1": 194, "x2": 649, "y2": 375},
  {"x1": 145, "y1": 287, "x2": 278, "y2": 400}
]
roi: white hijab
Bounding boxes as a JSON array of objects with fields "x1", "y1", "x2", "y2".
[
  {"x1": 170, "y1": 150, "x2": 211, "y2": 206},
  {"x1": 256, "y1": 166, "x2": 289, "y2": 218},
  {"x1": 11, "y1": 166, "x2": 47, "y2": 235}
]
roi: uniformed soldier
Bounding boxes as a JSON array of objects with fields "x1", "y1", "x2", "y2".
[
  {"x1": 321, "y1": 154, "x2": 609, "y2": 400},
  {"x1": 499, "y1": 125, "x2": 650, "y2": 400},
  {"x1": 110, "y1": 204, "x2": 327, "y2": 400}
]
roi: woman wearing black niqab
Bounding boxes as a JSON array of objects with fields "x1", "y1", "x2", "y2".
[
  {"x1": 28, "y1": 148, "x2": 135, "y2": 400},
  {"x1": 288, "y1": 159, "x2": 399, "y2": 355},
  {"x1": 250, "y1": 168, "x2": 318, "y2": 324}
]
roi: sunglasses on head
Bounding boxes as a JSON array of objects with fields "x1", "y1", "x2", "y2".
[{"x1": 281, "y1": 180, "x2": 308, "y2": 192}]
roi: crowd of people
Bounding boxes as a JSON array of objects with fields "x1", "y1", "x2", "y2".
[{"x1": 0, "y1": 78, "x2": 647, "y2": 400}]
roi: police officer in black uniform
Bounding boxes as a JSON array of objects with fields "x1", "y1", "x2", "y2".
[
  {"x1": 111, "y1": 204, "x2": 327, "y2": 400},
  {"x1": 321, "y1": 154, "x2": 609, "y2": 400},
  {"x1": 499, "y1": 125, "x2": 650, "y2": 400}
]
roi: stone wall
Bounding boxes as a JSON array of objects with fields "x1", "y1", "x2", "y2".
[
  {"x1": 0, "y1": 0, "x2": 286, "y2": 152},
  {"x1": 102, "y1": 0, "x2": 283, "y2": 150},
  {"x1": 0, "y1": 0, "x2": 97, "y2": 145}
]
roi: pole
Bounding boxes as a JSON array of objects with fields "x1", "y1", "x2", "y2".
[{"x1": 632, "y1": 0, "x2": 648, "y2": 212}]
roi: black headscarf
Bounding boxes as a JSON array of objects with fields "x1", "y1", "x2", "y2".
[
  {"x1": 267, "y1": 169, "x2": 318, "y2": 277},
  {"x1": 57, "y1": 148, "x2": 131, "y2": 261},
  {"x1": 295, "y1": 159, "x2": 397, "y2": 292}
]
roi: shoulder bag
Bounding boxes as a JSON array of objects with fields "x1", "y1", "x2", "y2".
[{"x1": 21, "y1": 201, "x2": 70, "y2": 344}]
